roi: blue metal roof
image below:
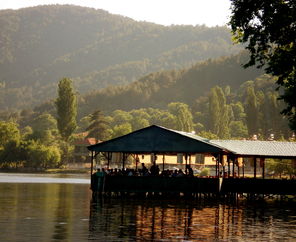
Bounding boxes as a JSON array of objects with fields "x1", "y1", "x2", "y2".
[{"x1": 88, "y1": 125, "x2": 225, "y2": 154}]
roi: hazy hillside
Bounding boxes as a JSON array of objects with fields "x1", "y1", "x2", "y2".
[
  {"x1": 0, "y1": 5, "x2": 242, "y2": 110},
  {"x1": 75, "y1": 52, "x2": 263, "y2": 116}
]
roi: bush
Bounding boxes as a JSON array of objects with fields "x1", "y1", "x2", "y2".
[
  {"x1": 199, "y1": 168, "x2": 210, "y2": 176},
  {"x1": 24, "y1": 141, "x2": 61, "y2": 168}
]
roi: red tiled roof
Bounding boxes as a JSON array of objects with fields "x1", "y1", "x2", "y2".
[{"x1": 73, "y1": 138, "x2": 97, "y2": 145}]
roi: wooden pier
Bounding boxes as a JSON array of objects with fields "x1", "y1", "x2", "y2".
[{"x1": 91, "y1": 176, "x2": 296, "y2": 199}]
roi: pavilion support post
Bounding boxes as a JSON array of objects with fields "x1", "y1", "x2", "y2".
[
  {"x1": 90, "y1": 151, "x2": 94, "y2": 177},
  {"x1": 237, "y1": 157, "x2": 240, "y2": 177},
  {"x1": 152, "y1": 153, "x2": 156, "y2": 165},
  {"x1": 90, "y1": 151, "x2": 94, "y2": 191},
  {"x1": 232, "y1": 157, "x2": 235, "y2": 177},
  {"x1": 162, "y1": 155, "x2": 165, "y2": 171},
  {"x1": 261, "y1": 158, "x2": 265, "y2": 179},
  {"x1": 185, "y1": 154, "x2": 188, "y2": 175},
  {"x1": 122, "y1": 153, "x2": 126, "y2": 170},
  {"x1": 222, "y1": 157, "x2": 225, "y2": 177},
  {"x1": 227, "y1": 156, "x2": 231, "y2": 177},
  {"x1": 242, "y1": 159, "x2": 245, "y2": 178},
  {"x1": 254, "y1": 156, "x2": 257, "y2": 179},
  {"x1": 215, "y1": 156, "x2": 218, "y2": 177},
  {"x1": 136, "y1": 154, "x2": 139, "y2": 171},
  {"x1": 107, "y1": 152, "x2": 111, "y2": 169},
  {"x1": 217, "y1": 154, "x2": 221, "y2": 178}
]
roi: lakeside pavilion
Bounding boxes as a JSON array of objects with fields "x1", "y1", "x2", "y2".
[{"x1": 87, "y1": 125, "x2": 296, "y2": 196}]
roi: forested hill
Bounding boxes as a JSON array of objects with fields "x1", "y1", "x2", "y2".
[
  {"x1": 78, "y1": 51, "x2": 264, "y2": 116},
  {"x1": 0, "y1": 5, "x2": 242, "y2": 110}
]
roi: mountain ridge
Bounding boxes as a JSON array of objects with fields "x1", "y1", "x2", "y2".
[{"x1": 0, "y1": 5, "x2": 241, "y2": 110}]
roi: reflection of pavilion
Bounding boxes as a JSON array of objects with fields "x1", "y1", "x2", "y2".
[
  {"x1": 88, "y1": 199, "x2": 223, "y2": 241},
  {"x1": 88, "y1": 199, "x2": 286, "y2": 241},
  {"x1": 88, "y1": 125, "x2": 296, "y2": 196}
]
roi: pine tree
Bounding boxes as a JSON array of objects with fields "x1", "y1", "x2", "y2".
[{"x1": 86, "y1": 110, "x2": 110, "y2": 141}]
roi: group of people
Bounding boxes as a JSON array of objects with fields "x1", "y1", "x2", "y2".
[{"x1": 94, "y1": 163, "x2": 195, "y2": 178}]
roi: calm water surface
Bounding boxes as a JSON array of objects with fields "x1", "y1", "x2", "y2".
[{"x1": 0, "y1": 173, "x2": 295, "y2": 241}]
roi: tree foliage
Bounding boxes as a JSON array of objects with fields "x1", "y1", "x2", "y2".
[
  {"x1": 0, "y1": 121, "x2": 20, "y2": 148},
  {"x1": 28, "y1": 113, "x2": 58, "y2": 144},
  {"x1": 0, "y1": 74, "x2": 293, "y2": 170},
  {"x1": 245, "y1": 86, "x2": 258, "y2": 135},
  {"x1": 0, "y1": 121, "x2": 61, "y2": 168},
  {"x1": 112, "y1": 123, "x2": 132, "y2": 138},
  {"x1": 55, "y1": 78, "x2": 77, "y2": 141},
  {"x1": 168, "y1": 102, "x2": 194, "y2": 132},
  {"x1": 266, "y1": 159, "x2": 296, "y2": 178},
  {"x1": 230, "y1": 0, "x2": 296, "y2": 131},
  {"x1": 86, "y1": 110, "x2": 111, "y2": 141},
  {"x1": 208, "y1": 87, "x2": 230, "y2": 138},
  {"x1": 209, "y1": 88, "x2": 220, "y2": 133},
  {"x1": 23, "y1": 140, "x2": 61, "y2": 168}
]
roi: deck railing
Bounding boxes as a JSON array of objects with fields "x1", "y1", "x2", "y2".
[
  {"x1": 221, "y1": 178, "x2": 296, "y2": 195},
  {"x1": 91, "y1": 176, "x2": 296, "y2": 195},
  {"x1": 92, "y1": 176, "x2": 220, "y2": 193}
]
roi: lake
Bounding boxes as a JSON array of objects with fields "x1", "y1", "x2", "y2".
[{"x1": 0, "y1": 173, "x2": 295, "y2": 241}]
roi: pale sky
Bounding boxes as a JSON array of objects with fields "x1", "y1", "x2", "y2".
[{"x1": 0, "y1": 0, "x2": 231, "y2": 27}]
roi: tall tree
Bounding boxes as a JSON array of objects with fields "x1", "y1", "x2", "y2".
[
  {"x1": 208, "y1": 88, "x2": 220, "y2": 134},
  {"x1": 55, "y1": 78, "x2": 77, "y2": 141},
  {"x1": 86, "y1": 110, "x2": 110, "y2": 141},
  {"x1": 245, "y1": 86, "x2": 259, "y2": 136},
  {"x1": 230, "y1": 102, "x2": 246, "y2": 122},
  {"x1": 230, "y1": 0, "x2": 296, "y2": 131},
  {"x1": 168, "y1": 102, "x2": 194, "y2": 132},
  {"x1": 216, "y1": 86, "x2": 230, "y2": 138},
  {"x1": 208, "y1": 86, "x2": 230, "y2": 138}
]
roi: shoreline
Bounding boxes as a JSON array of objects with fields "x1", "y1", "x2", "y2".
[{"x1": 0, "y1": 168, "x2": 90, "y2": 174}]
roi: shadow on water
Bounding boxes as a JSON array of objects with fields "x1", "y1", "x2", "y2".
[{"x1": 88, "y1": 197, "x2": 296, "y2": 241}]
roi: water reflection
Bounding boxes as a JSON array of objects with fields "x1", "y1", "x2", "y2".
[
  {"x1": 0, "y1": 182, "x2": 92, "y2": 241},
  {"x1": 52, "y1": 185, "x2": 72, "y2": 241},
  {"x1": 0, "y1": 180, "x2": 295, "y2": 241},
  {"x1": 89, "y1": 198, "x2": 296, "y2": 241}
]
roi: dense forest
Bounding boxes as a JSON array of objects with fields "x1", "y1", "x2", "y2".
[
  {"x1": 1, "y1": 52, "x2": 292, "y2": 142},
  {"x1": 78, "y1": 52, "x2": 263, "y2": 116},
  {"x1": 0, "y1": 5, "x2": 241, "y2": 111},
  {"x1": 1, "y1": 71, "x2": 293, "y2": 170},
  {"x1": 0, "y1": 5, "x2": 294, "y2": 172}
]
